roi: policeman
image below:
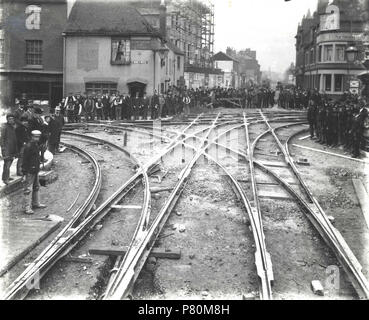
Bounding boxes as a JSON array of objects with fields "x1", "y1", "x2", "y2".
[
  {"x1": 352, "y1": 108, "x2": 368, "y2": 158},
  {"x1": 307, "y1": 100, "x2": 317, "y2": 139},
  {"x1": 22, "y1": 130, "x2": 47, "y2": 215}
]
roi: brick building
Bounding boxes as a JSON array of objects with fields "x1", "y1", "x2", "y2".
[
  {"x1": 226, "y1": 48, "x2": 262, "y2": 86},
  {"x1": 0, "y1": 0, "x2": 67, "y2": 108},
  {"x1": 295, "y1": 0, "x2": 369, "y2": 98}
]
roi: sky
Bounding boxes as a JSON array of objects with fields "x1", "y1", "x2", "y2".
[{"x1": 213, "y1": 0, "x2": 318, "y2": 74}]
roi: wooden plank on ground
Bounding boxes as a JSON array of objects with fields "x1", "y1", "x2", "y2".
[
  {"x1": 352, "y1": 179, "x2": 369, "y2": 229},
  {"x1": 259, "y1": 160, "x2": 289, "y2": 168},
  {"x1": 111, "y1": 205, "x2": 142, "y2": 210},
  {"x1": 258, "y1": 184, "x2": 293, "y2": 200},
  {"x1": 89, "y1": 247, "x2": 181, "y2": 260},
  {"x1": 0, "y1": 216, "x2": 62, "y2": 276}
]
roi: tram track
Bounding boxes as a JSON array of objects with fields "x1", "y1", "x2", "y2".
[{"x1": 4, "y1": 109, "x2": 368, "y2": 300}]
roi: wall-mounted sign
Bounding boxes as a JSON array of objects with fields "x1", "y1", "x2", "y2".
[
  {"x1": 320, "y1": 5, "x2": 340, "y2": 31},
  {"x1": 25, "y1": 5, "x2": 41, "y2": 30},
  {"x1": 350, "y1": 80, "x2": 359, "y2": 88},
  {"x1": 350, "y1": 88, "x2": 359, "y2": 95},
  {"x1": 132, "y1": 61, "x2": 148, "y2": 64},
  {"x1": 317, "y1": 32, "x2": 362, "y2": 44}
]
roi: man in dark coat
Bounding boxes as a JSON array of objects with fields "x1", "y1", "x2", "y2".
[
  {"x1": 15, "y1": 115, "x2": 31, "y2": 176},
  {"x1": 141, "y1": 92, "x2": 150, "y2": 120},
  {"x1": 151, "y1": 91, "x2": 160, "y2": 119},
  {"x1": 45, "y1": 114, "x2": 59, "y2": 155},
  {"x1": 307, "y1": 101, "x2": 317, "y2": 139},
  {"x1": 83, "y1": 95, "x2": 95, "y2": 122},
  {"x1": 22, "y1": 130, "x2": 47, "y2": 214},
  {"x1": 53, "y1": 106, "x2": 64, "y2": 152},
  {"x1": 1, "y1": 114, "x2": 18, "y2": 184}
]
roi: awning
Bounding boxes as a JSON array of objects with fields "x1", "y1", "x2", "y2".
[{"x1": 127, "y1": 78, "x2": 149, "y2": 85}]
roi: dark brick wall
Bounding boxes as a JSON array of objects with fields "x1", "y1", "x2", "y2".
[{"x1": 2, "y1": 1, "x2": 67, "y2": 71}]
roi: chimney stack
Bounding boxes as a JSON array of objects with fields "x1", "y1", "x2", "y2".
[{"x1": 159, "y1": 0, "x2": 167, "y2": 41}]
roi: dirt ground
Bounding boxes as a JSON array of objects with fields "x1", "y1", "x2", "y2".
[{"x1": 1, "y1": 107, "x2": 368, "y2": 300}]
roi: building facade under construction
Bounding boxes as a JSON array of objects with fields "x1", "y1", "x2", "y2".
[{"x1": 127, "y1": 0, "x2": 221, "y2": 88}]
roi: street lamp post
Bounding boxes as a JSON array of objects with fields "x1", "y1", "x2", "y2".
[{"x1": 346, "y1": 45, "x2": 359, "y2": 93}]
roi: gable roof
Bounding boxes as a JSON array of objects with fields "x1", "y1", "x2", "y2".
[
  {"x1": 64, "y1": 0, "x2": 159, "y2": 37},
  {"x1": 212, "y1": 51, "x2": 238, "y2": 62}
]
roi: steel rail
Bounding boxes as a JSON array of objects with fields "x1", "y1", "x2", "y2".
[
  {"x1": 3, "y1": 132, "x2": 152, "y2": 300},
  {"x1": 196, "y1": 121, "x2": 369, "y2": 299},
  {"x1": 3, "y1": 142, "x2": 103, "y2": 300},
  {"x1": 101, "y1": 118, "x2": 306, "y2": 300},
  {"x1": 257, "y1": 112, "x2": 369, "y2": 299},
  {"x1": 242, "y1": 112, "x2": 273, "y2": 300},
  {"x1": 284, "y1": 128, "x2": 369, "y2": 299},
  {"x1": 103, "y1": 114, "x2": 221, "y2": 300}
]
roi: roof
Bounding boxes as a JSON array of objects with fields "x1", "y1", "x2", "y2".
[
  {"x1": 212, "y1": 51, "x2": 239, "y2": 62},
  {"x1": 64, "y1": 0, "x2": 160, "y2": 37}
]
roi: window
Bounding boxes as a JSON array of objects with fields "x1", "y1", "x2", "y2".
[
  {"x1": 85, "y1": 82, "x2": 117, "y2": 95},
  {"x1": 177, "y1": 56, "x2": 181, "y2": 70},
  {"x1": 26, "y1": 40, "x2": 42, "y2": 65},
  {"x1": 323, "y1": 45, "x2": 333, "y2": 62},
  {"x1": 310, "y1": 48, "x2": 314, "y2": 64},
  {"x1": 334, "y1": 74, "x2": 343, "y2": 92},
  {"x1": 336, "y1": 45, "x2": 346, "y2": 61},
  {"x1": 318, "y1": 45, "x2": 322, "y2": 62},
  {"x1": 0, "y1": 39, "x2": 4, "y2": 65},
  {"x1": 305, "y1": 51, "x2": 309, "y2": 66},
  {"x1": 111, "y1": 38, "x2": 130, "y2": 65},
  {"x1": 324, "y1": 74, "x2": 332, "y2": 91}
]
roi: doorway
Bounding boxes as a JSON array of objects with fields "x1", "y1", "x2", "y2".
[{"x1": 127, "y1": 81, "x2": 147, "y2": 98}]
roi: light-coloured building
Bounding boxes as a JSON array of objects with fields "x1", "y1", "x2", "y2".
[
  {"x1": 212, "y1": 51, "x2": 240, "y2": 88},
  {"x1": 63, "y1": 0, "x2": 184, "y2": 96}
]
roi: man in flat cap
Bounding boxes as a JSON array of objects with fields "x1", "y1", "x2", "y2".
[{"x1": 22, "y1": 130, "x2": 47, "y2": 214}]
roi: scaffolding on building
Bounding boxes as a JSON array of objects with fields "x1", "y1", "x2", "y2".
[{"x1": 168, "y1": 0, "x2": 214, "y2": 68}]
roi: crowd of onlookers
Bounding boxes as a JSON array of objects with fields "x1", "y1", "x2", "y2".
[
  {"x1": 306, "y1": 90, "x2": 368, "y2": 158},
  {"x1": 1, "y1": 86, "x2": 368, "y2": 214},
  {"x1": 56, "y1": 86, "x2": 279, "y2": 124},
  {"x1": 0, "y1": 99, "x2": 64, "y2": 185}
]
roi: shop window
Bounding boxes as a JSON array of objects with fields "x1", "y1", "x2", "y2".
[
  {"x1": 324, "y1": 74, "x2": 332, "y2": 91},
  {"x1": 334, "y1": 74, "x2": 343, "y2": 92},
  {"x1": 335, "y1": 45, "x2": 346, "y2": 61},
  {"x1": 111, "y1": 38, "x2": 131, "y2": 65},
  {"x1": 85, "y1": 82, "x2": 117, "y2": 95},
  {"x1": 25, "y1": 40, "x2": 42, "y2": 66},
  {"x1": 323, "y1": 45, "x2": 333, "y2": 62},
  {"x1": 13, "y1": 81, "x2": 49, "y2": 100}
]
